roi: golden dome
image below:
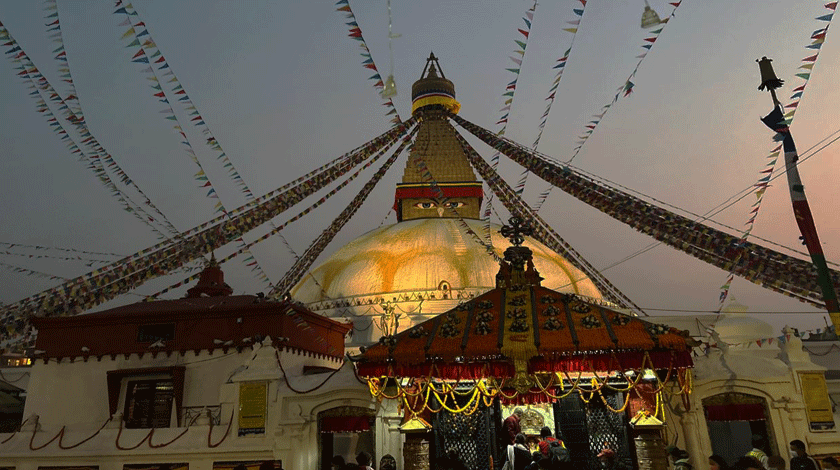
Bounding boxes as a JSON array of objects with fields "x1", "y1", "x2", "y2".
[{"x1": 290, "y1": 218, "x2": 602, "y2": 344}]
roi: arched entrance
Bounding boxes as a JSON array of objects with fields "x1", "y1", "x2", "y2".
[
  {"x1": 319, "y1": 406, "x2": 376, "y2": 470},
  {"x1": 702, "y1": 393, "x2": 777, "y2": 464}
]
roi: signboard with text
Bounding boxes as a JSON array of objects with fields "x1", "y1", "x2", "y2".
[
  {"x1": 238, "y1": 381, "x2": 267, "y2": 436},
  {"x1": 800, "y1": 372, "x2": 836, "y2": 431}
]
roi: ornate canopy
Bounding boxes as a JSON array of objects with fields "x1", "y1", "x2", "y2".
[{"x1": 353, "y1": 219, "x2": 694, "y2": 408}]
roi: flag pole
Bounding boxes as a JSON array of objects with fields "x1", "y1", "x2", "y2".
[{"x1": 757, "y1": 56, "x2": 840, "y2": 334}]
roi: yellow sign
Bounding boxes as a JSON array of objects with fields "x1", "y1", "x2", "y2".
[
  {"x1": 238, "y1": 381, "x2": 267, "y2": 436},
  {"x1": 799, "y1": 372, "x2": 835, "y2": 431}
]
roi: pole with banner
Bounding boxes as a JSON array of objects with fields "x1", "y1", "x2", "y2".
[{"x1": 756, "y1": 56, "x2": 840, "y2": 334}]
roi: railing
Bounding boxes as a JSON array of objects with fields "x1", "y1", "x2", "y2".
[{"x1": 181, "y1": 405, "x2": 221, "y2": 426}]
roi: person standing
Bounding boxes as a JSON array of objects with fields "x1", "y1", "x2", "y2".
[
  {"x1": 746, "y1": 435, "x2": 769, "y2": 470},
  {"x1": 505, "y1": 433, "x2": 532, "y2": 470},
  {"x1": 537, "y1": 426, "x2": 564, "y2": 457},
  {"x1": 356, "y1": 452, "x2": 374, "y2": 470},
  {"x1": 503, "y1": 408, "x2": 525, "y2": 446},
  {"x1": 788, "y1": 440, "x2": 818, "y2": 470}
]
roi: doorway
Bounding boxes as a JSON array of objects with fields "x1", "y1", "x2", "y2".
[
  {"x1": 319, "y1": 406, "x2": 376, "y2": 470},
  {"x1": 703, "y1": 393, "x2": 776, "y2": 464}
]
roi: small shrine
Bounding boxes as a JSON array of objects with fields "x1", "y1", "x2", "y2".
[{"x1": 352, "y1": 218, "x2": 693, "y2": 470}]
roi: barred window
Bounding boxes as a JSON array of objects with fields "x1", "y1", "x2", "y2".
[{"x1": 124, "y1": 379, "x2": 174, "y2": 428}]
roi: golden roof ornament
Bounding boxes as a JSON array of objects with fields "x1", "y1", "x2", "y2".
[
  {"x1": 411, "y1": 52, "x2": 461, "y2": 115},
  {"x1": 400, "y1": 414, "x2": 432, "y2": 433}
]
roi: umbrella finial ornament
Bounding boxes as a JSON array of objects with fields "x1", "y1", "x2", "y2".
[
  {"x1": 757, "y1": 56, "x2": 784, "y2": 106},
  {"x1": 501, "y1": 217, "x2": 534, "y2": 272},
  {"x1": 500, "y1": 217, "x2": 532, "y2": 247}
]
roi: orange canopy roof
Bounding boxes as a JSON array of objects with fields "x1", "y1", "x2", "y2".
[{"x1": 356, "y1": 284, "x2": 693, "y2": 378}]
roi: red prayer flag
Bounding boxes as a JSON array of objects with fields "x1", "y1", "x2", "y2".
[
  {"x1": 826, "y1": 2, "x2": 837, "y2": 10},
  {"x1": 518, "y1": 28, "x2": 530, "y2": 38}
]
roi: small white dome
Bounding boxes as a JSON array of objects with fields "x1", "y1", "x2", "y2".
[{"x1": 714, "y1": 300, "x2": 775, "y2": 345}]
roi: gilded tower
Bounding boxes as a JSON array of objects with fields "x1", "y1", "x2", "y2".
[{"x1": 395, "y1": 53, "x2": 483, "y2": 221}]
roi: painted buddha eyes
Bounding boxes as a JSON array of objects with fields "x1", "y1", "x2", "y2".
[{"x1": 413, "y1": 201, "x2": 466, "y2": 209}]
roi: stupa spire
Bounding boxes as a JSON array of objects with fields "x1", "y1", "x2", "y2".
[{"x1": 395, "y1": 54, "x2": 482, "y2": 221}]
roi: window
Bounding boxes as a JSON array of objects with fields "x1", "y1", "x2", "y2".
[
  {"x1": 107, "y1": 366, "x2": 185, "y2": 428},
  {"x1": 124, "y1": 379, "x2": 175, "y2": 428}
]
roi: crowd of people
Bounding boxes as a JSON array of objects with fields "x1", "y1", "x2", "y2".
[
  {"x1": 675, "y1": 436, "x2": 837, "y2": 470},
  {"x1": 331, "y1": 420, "x2": 838, "y2": 470},
  {"x1": 498, "y1": 404, "x2": 836, "y2": 470}
]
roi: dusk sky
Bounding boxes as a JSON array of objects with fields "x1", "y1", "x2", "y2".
[{"x1": 1, "y1": 0, "x2": 839, "y2": 337}]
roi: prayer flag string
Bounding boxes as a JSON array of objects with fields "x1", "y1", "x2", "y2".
[
  {"x1": 148, "y1": 124, "x2": 419, "y2": 300},
  {"x1": 268, "y1": 130, "x2": 417, "y2": 297},
  {"x1": 0, "y1": 21, "x2": 180, "y2": 239},
  {"x1": 534, "y1": 1, "x2": 685, "y2": 213},
  {"x1": 0, "y1": 121, "x2": 413, "y2": 350},
  {"x1": 515, "y1": 0, "x2": 588, "y2": 198},
  {"x1": 450, "y1": 113, "x2": 840, "y2": 311},
  {"x1": 41, "y1": 0, "x2": 83, "y2": 119},
  {"x1": 452, "y1": 123, "x2": 642, "y2": 313},
  {"x1": 335, "y1": 0, "x2": 403, "y2": 125},
  {"x1": 483, "y1": 0, "x2": 539, "y2": 242},
  {"x1": 115, "y1": 1, "x2": 272, "y2": 287}
]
